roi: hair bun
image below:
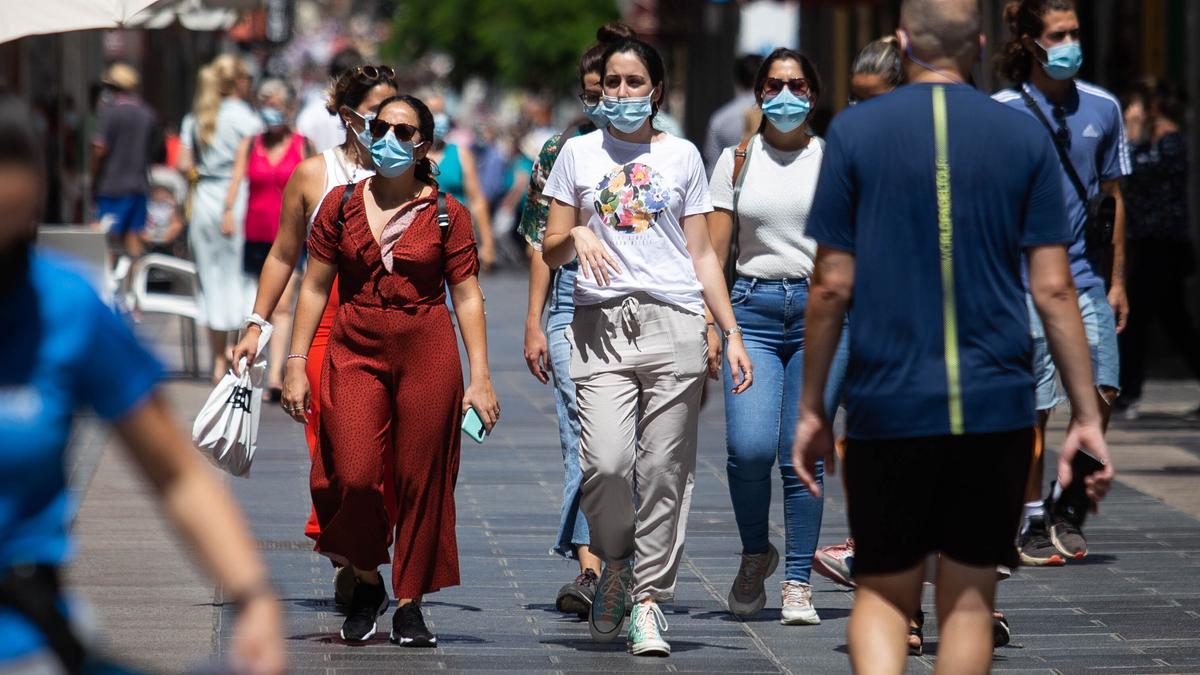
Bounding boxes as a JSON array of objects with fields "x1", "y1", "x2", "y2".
[{"x1": 596, "y1": 21, "x2": 636, "y2": 44}]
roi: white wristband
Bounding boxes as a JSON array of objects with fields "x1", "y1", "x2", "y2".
[{"x1": 243, "y1": 313, "x2": 271, "y2": 331}]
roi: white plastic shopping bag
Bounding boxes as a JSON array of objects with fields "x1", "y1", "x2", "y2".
[{"x1": 192, "y1": 323, "x2": 272, "y2": 477}]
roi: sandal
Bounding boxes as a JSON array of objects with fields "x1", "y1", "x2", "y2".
[
  {"x1": 993, "y1": 611, "x2": 1011, "y2": 648},
  {"x1": 908, "y1": 609, "x2": 924, "y2": 656}
]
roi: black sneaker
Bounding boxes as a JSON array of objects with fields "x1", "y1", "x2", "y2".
[
  {"x1": 556, "y1": 569, "x2": 598, "y2": 617},
  {"x1": 1045, "y1": 489, "x2": 1088, "y2": 560},
  {"x1": 993, "y1": 612, "x2": 1011, "y2": 648},
  {"x1": 390, "y1": 602, "x2": 437, "y2": 648},
  {"x1": 339, "y1": 580, "x2": 389, "y2": 642},
  {"x1": 1017, "y1": 516, "x2": 1065, "y2": 566}
]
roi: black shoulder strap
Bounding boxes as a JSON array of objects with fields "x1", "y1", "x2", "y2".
[
  {"x1": 0, "y1": 566, "x2": 86, "y2": 674},
  {"x1": 436, "y1": 191, "x2": 450, "y2": 242},
  {"x1": 334, "y1": 181, "x2": 354, "y2": 239},
  {"x1": 1019, "y1": 86, "x2": 1088, "y2": 203}
]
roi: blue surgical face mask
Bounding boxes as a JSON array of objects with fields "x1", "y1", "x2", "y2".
[
  {"x1": 600, "y1": 91, "x2": 655, "y2": 134},
  {"x1": 260, "y1": 107, "x2": 286, "y2": 128},
  {"x1": 348, "y1": 109, "x2": 375, "y2": 148},
  {"x1": 583, "y1": 102, "x2": 609, "y2": 129},
  {"x1": 362, "y1": 129, "x2": 420, "y2": 178},
  {"x1": 1038, "y1": 40, "x2": 1082, "y2": 80},
  {"x1": 761, "y1": 87, "x2": 811, "y2": 133},
  {"x1": 433, "y1": 113, "x2": 451, "y2": 141}
]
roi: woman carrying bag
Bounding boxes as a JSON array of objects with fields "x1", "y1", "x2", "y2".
[{"x1": 706, "y1": 48, "x2": 848, "y2": 625}]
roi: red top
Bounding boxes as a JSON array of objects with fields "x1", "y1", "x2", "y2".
[
  {"x1": 244, "y1": 133, "x2": 306, "y2": 243},
  {"x1": 307, "y1": 182, "x2": 478, "y2": 309}
]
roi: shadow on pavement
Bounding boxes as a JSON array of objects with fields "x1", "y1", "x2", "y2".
[{"x1": 538, "y1": 638, "x2": 747, "y2": 653}]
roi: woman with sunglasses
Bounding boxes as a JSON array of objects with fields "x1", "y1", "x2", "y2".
[
  {"x1": 519, "y1": 20, "x2": 634, "y2": 619},
  {"x1": 283, "y1": 94, "x2": 498, "y2": 647},
  {"x1": 542, "y1": 37, "x2": 752, "y2": 657},
  {"x1": 706, "y1": 48, "x2": 847, "y2": 626},
  {"x1": 231, "y1": 64, "x2": 397, "y2": 604}
]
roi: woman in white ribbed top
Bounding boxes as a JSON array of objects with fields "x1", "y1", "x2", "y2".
[{"x1": 706, "y1": 48, "x2": 849, "y2": 626}]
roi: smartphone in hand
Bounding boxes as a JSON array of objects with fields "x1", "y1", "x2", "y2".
[
  {"x1": 461, "y1": 407, "x2": 487, "y2": 444},
  {"x1": 1053, "y1": 448, "x2": 1106, "y2": 520}
]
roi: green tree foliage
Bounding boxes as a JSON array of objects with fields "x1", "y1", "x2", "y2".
[{"x1": 386, "y1": 0, "x2": 619, "y2": 92}]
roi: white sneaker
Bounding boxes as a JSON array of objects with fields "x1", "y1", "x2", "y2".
[{"x1": 780, "y1": 581, "x2": 820, "y2": 625}]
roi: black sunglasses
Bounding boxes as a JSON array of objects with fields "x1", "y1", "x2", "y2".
[
  {"x1": 1052, "y1": 106, "x2": 1071, "y2": 148},
  {"x1": 579, "y1": 92, "x2": 602, "y2": 107},
  {"x1": 366, "y1": 119, "x2": 421, "y2": 142},
  {"x1": 763, "y1": 77, "x2": 810, "y2": 97},
  {"x1": 353, "y1": 64, "x2": 395, "y2": 83}
]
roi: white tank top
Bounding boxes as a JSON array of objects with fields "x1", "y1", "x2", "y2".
[{"x1": 308, "y1": 146, "x2": 374, "y2": 227}]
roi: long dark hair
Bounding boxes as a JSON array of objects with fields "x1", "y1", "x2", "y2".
[
  {"x1": 372, "y1": 94, "x2": 438, "y2": 184},
  {"x1": 997, "y1": 0, "x2": 1077, "y2": 83},
  {"x1": 600, "y1": 38, "x2": 667, "y2": 116},
  {"x1": 753, "y1": 48, "x2": 822, "y2": 134}
]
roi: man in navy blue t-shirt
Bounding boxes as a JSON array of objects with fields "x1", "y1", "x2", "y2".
[{"x1": 790, "y1": 0, "x2": 1114, "y2": 671}]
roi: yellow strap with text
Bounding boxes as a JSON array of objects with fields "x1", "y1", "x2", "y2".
[{"x1": 933, "y1": 86, "x2": 964, "y2": 435}]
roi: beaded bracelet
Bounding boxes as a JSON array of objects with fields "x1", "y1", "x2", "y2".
[{"x1": 286, "y1": 354, "x2": 308, "y2": 361}]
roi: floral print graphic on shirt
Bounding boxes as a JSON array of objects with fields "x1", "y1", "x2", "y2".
[{"x1": 593, "y1": 162, "x2": 670, "y2": 233}]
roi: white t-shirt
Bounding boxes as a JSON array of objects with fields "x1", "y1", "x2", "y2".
[
  {"x1": 709, "y1": 134, "x2": 824, "y2": 279},
  {"x1": 543, "y1": 129, "x2": 713, "y2": 315}
]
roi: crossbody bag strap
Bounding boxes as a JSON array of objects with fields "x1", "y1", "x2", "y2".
[
  {"x1": 1019, "y1": 86, "x2": 1088, "y2": 203},
  {"x1": 436, "y1": 191, "x2": 450, "y2": 242},
  {"x1": 333, "y1": 181, "x2": 354, "y2": 240},
  {"x1": 0, "y1": 566, "x2": 86, "y2": 675},
  {"x1": 725, "y1": 135, "x2": 755, "y2": 286}
]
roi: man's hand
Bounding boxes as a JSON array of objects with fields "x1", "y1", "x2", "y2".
[
  {"x1": 792, "y1": 407, "x2": 834, "y2": 498},
  {"x1": 1108, "y1": 284, "x2": 1129, "y2": 334},
  {"x1": 1059, "y1": 419, "x2": 1116, "y2": 511}
]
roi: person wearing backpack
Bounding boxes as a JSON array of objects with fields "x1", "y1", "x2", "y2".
[
  {"x1": 706, "y1": 48, "x2": 848, "y2": 626},
  {"x1": 281, "y1": 94, "x2": 498, "y2": 647}
]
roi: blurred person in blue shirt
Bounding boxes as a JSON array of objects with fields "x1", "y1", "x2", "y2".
[{"x1": 0, "y1": 93, "x2": 285, "y2": 675}]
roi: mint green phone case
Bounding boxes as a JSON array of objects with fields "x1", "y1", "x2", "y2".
[{"x1": 461, "y1": 407, "x2": 487, "y2": 443}]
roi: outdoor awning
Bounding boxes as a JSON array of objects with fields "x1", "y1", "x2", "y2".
[{"x1": 126, "y1": 0, "x2": 239, "y2": 31}]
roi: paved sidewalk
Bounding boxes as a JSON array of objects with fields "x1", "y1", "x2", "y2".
[{"x1": 67, "y1": 271, "x2": 1200, "y2": 673}]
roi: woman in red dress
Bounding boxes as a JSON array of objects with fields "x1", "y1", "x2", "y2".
[{"x1": 283, "y1": 94, "x2": 499, "y2": 647}]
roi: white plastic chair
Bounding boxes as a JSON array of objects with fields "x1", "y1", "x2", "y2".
[{"x1": 131, "y1": 254, "x2": 204, "y2": 378}]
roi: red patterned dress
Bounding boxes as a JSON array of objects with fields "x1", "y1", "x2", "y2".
[{"x1": 306, "y1": 181, "x2": 478, "y2": 597}]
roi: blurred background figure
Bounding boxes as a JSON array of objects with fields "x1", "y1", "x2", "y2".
[
  {"x1": 224, "y1": 79, "x2": 313, "y2": 400},
  {"x1": 423, "y1": 91, "x2": 497, "y2": 270},
  {"x1": 179, "y1": 54, "x2": 262, "y2": 382},
  {"x1": 92, "y1": 62, "x2": 159, "y2": 261},
  {"x1": 1116, "y1": 78, "x2": 1200, "y2": 420},
  {"x1": 849, "y1": 36, "x2": 904, "y2": 104},
  {"x1": 297, "y1": 48, "x2": 364, "y2": 154},
  {"x1": 0, "y1": 90, "x2": 286, "y2": 675},
  {"x1": 704, "y1": 54, "x2": 764, "y2": 173}
]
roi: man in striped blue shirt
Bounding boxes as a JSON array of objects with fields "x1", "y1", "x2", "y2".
[{"x1": 792, "y1": 0, "x2": 1115, "y2": 671}]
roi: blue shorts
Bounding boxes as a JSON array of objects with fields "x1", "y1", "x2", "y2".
[
  {"x1": 95, "y1": 193, "x2": 148, "y2": 236},
  {"x1": 1026, "y1": 285, "x2": 1120, "y2": 411}
]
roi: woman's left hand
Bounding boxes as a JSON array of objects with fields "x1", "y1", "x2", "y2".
[
  {"x1": 725, "y1": 336, "x2": 753, "y2": 394},
  {"x1": 463, "y1": 377, "x2": 500, "y2": 432},
  {"x1": 705, "y1": 324, "x2": 722, "y2": 380}
]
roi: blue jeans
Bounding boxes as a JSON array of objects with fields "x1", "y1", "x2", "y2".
[
  {"x1": 547, "y1": 265, "x2": 589, "y2": 558},
  {"x1": 723, "y1": 277, "x2": 849, "y2": 582}
]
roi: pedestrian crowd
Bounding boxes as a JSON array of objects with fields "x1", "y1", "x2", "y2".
[{"x1": 3, "y1": 0, "x2": 1199, "y2": 672}]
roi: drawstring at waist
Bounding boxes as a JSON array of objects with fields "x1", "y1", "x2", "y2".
[{"x1": 619, "y1": 295, "x2": 641, "y2": 341}]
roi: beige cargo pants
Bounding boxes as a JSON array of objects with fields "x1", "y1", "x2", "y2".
[{"x1": 568, "y1": 293, "x2": 708, "y2": 603}]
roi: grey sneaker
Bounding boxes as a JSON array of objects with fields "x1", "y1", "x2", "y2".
[
  {"x1": 1017, "y1": 517, "x2": 1065, "y2": 566},
  {"x1": 727, "y1": 543, "x2": 779, "y2": 617},
  {"x1": 627, "y1": 601, "x2": 670, "y2": 656},
  {"x1": 780, "y1": 581, "x2": 820, "y2": 625},
  {"x1": 589, "y1": 562, "x2": 632, "y2": 642},
  {"x1": 556, "y1": 569, "x2": 598, "y2": 617}
]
